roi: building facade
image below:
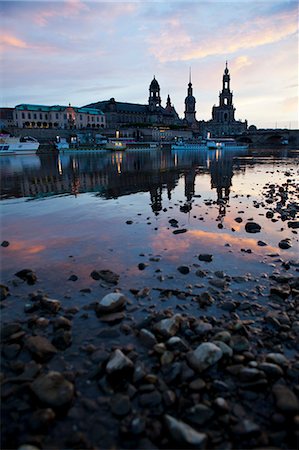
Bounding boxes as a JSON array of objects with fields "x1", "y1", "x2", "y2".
[
  {"x1": 13, "y1": 104, "x2": 106, "y2": 129},
  {"x1": 85, "y1": 77, "x2": 181, "y2": 128},
  {"x1": 200, "y1": 63, "x2": 247, "y2": 136},
  {"x1": 0, "y1": 108, "x2": 14, "y2": 129}
]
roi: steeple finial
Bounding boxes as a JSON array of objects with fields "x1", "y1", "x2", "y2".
[
  {"x1": 226, "y1": 61, "x2": 228, "y2": 69},
  {"x1": 189, "y1": 67, "x2": 191, "y2": 84}
]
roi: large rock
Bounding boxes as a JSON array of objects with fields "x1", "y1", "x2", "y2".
[
  {"x1": 96, "y1": 292, "x2": 126, "y2": 314},
  {"x1": 31, "y1": 371, "x2": 74, "y2": 407},
  {"x1": 187, "y1": 342, "x2": 223, "y2": 372},
  {"x1": 15, "y1": 269, "x2": 37, "y2": 285},
  {"x1": 40, "y1": 297, "x2": 61, "y2": 313},
  {"x1": 272, "y1": 384, "x2": 299, "y2": 413},
  {"x1": 90, "y1": 269, "x2": 119, "y2": 284},
  {"x1": 106, "y1": 349, "x2": 134, "y2": 375},
  {"x1": 26, "y1": 336, "x2": 57, "y2": 361},
  {"x1": 164, "y1": 414, "x2": 207, "y2": 448},
  {"x1": 153, "y1": 314, "x2": 182, "y2": 338},
  {"x1": 245, "y1": 222, "x2": 261, "y2": 233}
]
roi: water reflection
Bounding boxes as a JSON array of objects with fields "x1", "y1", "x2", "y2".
[{"x1": 0, "y1": 148, "x2": 297, "y2": 220}]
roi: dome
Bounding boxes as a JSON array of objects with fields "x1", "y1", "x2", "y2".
[{"x1": 150, "y1": 77, "x2": 160, "y2": 90}]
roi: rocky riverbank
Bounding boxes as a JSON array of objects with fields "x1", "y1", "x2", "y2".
[{"x1": 1, "y1": 163, "x2": 299, "y2": 450}]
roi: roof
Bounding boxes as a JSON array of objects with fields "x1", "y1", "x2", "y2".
[
  {"x1": 85, "y1": 100, "x2": 148, "y2": 114},
  {"x1": 15, "y1": 104, "x2": 104, "y2": 115}
]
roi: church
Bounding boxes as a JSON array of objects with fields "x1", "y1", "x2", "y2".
[
  {"x1": 199, "y1": 63, "x2": 247, "y2": 136},
  {"x1": 85, "y1": 77, "x2": 181, "y2": 128},
  {"x1": 84, "y1": 63, "x2": 247, "y2": 136}
]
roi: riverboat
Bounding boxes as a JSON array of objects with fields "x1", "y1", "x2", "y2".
[
  {"x1": 171, "y1": 137, "x2": 248, "y2": 151},
  {"x1": 55, "y1": 138, "x2": 70, "y2": 151},
  {"x1": 0, "y1": 135, "x2": 40, "y2": 155},
  {"x1": 105, "y1": 140, "x2": 127, "y2": 151},
  {"x1": 171, "y1": 138, "x2": 206, "y2": 150}
]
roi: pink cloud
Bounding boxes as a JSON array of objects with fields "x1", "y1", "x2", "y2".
[{"x1": 0, "y1": 34, "x2": 28, "y2": 49}]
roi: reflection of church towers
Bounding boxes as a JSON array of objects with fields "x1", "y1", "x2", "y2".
[
  {"x1": 184, "y1": 69, "x2": 197, "y2": 125},
  {"x1": 180, "y1": 168, "x2": 196, "y2": 213},
  {"x1": 210, "y1": 153, "x2": 234, "y2": 219},
  {"x1": 150, "y1": 185, "x2": 162, "y2": 215},
  {"x1": 148, "y1": 76, "x2": 161, "y2": 112}
]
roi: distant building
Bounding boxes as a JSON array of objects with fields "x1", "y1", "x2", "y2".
[
  {"x1": 85, "y1": 77, "x2": 181, "y2": 128},
  {"x1": 13, "y1": 104, "x2": 106, "y2": 129},
  {"x1": 0, "y1": 108, "x2": 14, "y2": 129},
  {"x1": 184, "y1": 70, "x2": 197, "y2": 127},
  {"x1": 200, "y1": 63, "x2": 247, "y2": 137}
]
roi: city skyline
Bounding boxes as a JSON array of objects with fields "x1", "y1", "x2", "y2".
[{"x1": 1, "y1": 0, "x2": 298, "y2": 129}]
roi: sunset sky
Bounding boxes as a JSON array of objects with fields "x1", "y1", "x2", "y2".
[{"x1": 1, "y1": 0, "x2": 298, "y2": 129}]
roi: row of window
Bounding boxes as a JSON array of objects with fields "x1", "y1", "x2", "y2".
[{"x1": 16, "y1": 112, "x2": 104, "y2": 122}]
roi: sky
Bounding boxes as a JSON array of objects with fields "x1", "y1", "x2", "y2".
[{"x1": 0, "y1": 0, "x2": 298, "y2": 129}]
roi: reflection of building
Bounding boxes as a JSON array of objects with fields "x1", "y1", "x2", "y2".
[
  {"x1": 210, "y1": 152, "x2": 234, "y2": 220},
  {"x1": 200, "y1": 63, "x2": 247, "y2": 137},
  {"x1": 85, "y1": 77, "x2": 181, "y2": 128},
  {"x1": 13, "y1": 104, "x2": 106, "y2": 129}
]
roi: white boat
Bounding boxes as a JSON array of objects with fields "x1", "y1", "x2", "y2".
[
  {"x1": 206, "y1": 138, "x2": 248, "y2": 150},
  {"x1": 171, "y1": 138, "x2": 206, "y2": 150},
  {"x1": 105, "y1": 140, "x2": 126, "y2": 151},
  {"x1": 55, "y1": 138, "x2": 69, "y2": 150},
  {"x1": 0, "y1": 135, "x2": 39, "y2": 155}
]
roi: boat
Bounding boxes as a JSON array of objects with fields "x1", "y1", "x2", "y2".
[
  {"x1": 0, "y1": 135, "x2": 40, "y2": 155},
  {"x1": 171, "y1": 136, "x2": 248, "y2": 151},
  {"x1": 55, "y1": 137, "x2": 69, "y2": 151},
  {"x1": 105, "y1": 140, "x2": 126, "y2": 151}
]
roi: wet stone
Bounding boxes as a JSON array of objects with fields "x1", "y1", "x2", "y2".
[
  {"x1": 96, "y1": 292, "x2": 126, "y2": 314},
  {"x1": 15, "y1": 269, "x2": 37, "y2": 285},
  {"x1": 26, "y1": 336, "x2": 58, "y2": 361},
  {"x1": 154, "y1": 314, "x2": 182, "y2": 338},
  {"x1": 278, "y1": 239, "x2": 292, "y2": 249},
  {"x1": 164, "y1": 414, "x2": 207, "y2": 449},
  {"x1": 139, "y1": 390, "x2": 162, "y2": 408},
  {"x1": 40, "y1": 297, "x2": 61, "y2": 313},
  {"x1": 258, "y1": 363, "x2": 284, "y2": 378},
  {"x1": 110, "y1": 394, "x2": 131, "y2": 416},
  {"x1": 245, "y1": 222, "x2": 261, "y2": 233},
  {"x1": 173, "y1": 228, "x2": 188, "y2": 235},
  {"x1": 186, "y1": 404, "x2": 214, "y2": 425},
  {"x1": 31, "y1": 371, "x2": 74, "y2": 407},
  {"x1": 198, "y1": 254, "x2": 213, "y2": 262},
  {"x1": 139, "y1": 328, "x2": 157, "y2": 347},
  {"x1": 106, "y1": 349, "x2": 134, "y2": 375},
  {"x1": 187, "y1": 342, "x2": 223, "y2": 372},
  {"x1": 0, "y1": 284, "x2": 9, "y2": 300},
  {"x1": 52, "y1": 330, "x2": 72, "y2": 350},
  {"x1": 90, "y1": 269, "x2": 119, "y2": 284},
  {"x1": 272, "y1": 384, "x2": 299, "y2": 413},
  {"x1": 177, "y1": 265, "x2": 190, "y2": 275},
  {"x1": 270, "y1": 285, "x2": 291, "y2": 299},
  {"x1": 1, "y1": 240, "x2": 9, "y2": 247},
  {"x1": 232, "y1": 419, "x2": 260, "y2": 436}
]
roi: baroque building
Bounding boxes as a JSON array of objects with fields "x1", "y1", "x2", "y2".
[
  {"x1": 13, "y1": 104, "x2": 106, "y2": 129},
  {"x1": 200, "y1": 63, "x2": 247, "y2": 136},
  {"x1": 184, "y1": 69, "x2": 197, "y2": 126},
  {"x1": 85, "y1": 77, "x2": 181, "y2": 128}
]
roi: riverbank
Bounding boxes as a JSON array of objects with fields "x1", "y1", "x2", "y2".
[{"x1": 1, "y1": 149, "x2": 298, "y2": 449}]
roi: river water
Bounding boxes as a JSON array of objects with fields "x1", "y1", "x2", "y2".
[{"x1": 1, "y1": 147, "x2": 298, "y2": 300}]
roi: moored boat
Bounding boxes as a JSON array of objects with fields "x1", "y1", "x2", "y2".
[
  {"x1": 0, "y1": 135, "x2": 40, "y2": 155},
  {"x1": 105, "y1": 140, "x2": 126, "y2": 151}
]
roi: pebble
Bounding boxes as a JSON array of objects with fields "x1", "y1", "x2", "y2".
[
  {"x1": 31, "y1": 371, "x2": 74, "y2": 407},
  {"x1": 187, "y1": 342, "x2": 223, "y2": 372},
  {"x1": 272, "y1": 384, "x2": 299, "y2": 413},
  {"x1": 106, "y1": 349, "x2": 134, "y2": 374},
  {"x1": 90, "y1": 269, "x2": 119, "y2": 284},
  {"x1": 25, "y1": 336, "x2": 58, "y2": 361},
  {"x1": 198, "y1": 254, "x2": 213, "y2": 262},
  {"x1": 96, "y1": 292, "x2": 126, "y2": 314},
  {"x1": 110, "y1": 394, "x2": 131, "y2": 416},
  {"x1": 153, "y1": 314, "x2": 182, "y2": 338},
  {"x1": 245, "y1": 222, "x2": 261, "y2": 233},
  {"x1": 177, "y1": 265, "x2": 190, "y2": 274},
  {"x1": 164, "y1": 414, "x2": 207, "y2": 448},
  {"x1": 15, "y1": 269, "x2": 37, "y2": 285}
]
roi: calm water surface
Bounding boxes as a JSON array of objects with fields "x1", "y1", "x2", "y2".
[{"x1": 1, "y1": 147, "x2": 298, "y2": 305}]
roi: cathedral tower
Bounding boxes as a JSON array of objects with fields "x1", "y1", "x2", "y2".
[
  {"x1": 184, "y1": 69, "x2": 197, "y2": 125},
  {"x1": 148, "y1": 76, "x2": 161, "y2": 111},
  {"x1": 212, "y1": 62, "x2": 235, "y2": 123}
]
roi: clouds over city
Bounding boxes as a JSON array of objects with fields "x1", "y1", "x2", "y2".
[{"x1": 1, "y1": 0, "x2": 298, "y2": 128}]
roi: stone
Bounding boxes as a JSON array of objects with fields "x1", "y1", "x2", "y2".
[
  {"x1": 259, "y1": 363, "x2": 284, "y2": 378},
  {"x1": 235, "y1": 217, "x2": 243, "y2": 223},
  {"x1": 198, "y1": 254, "x2": 213, "y2": 262},
  {"x1": 230, "y1": 335, "x2": 250, "y2": 353},
  {"x1": 90, "y1": 269, "x2": 119, "y2": 284},
  {"x1": 106, "y1": 349, "x2": 134, "y2": 374},
  {"x1": 173, "y1": 229, "x2": 188, "y2": 235},
  {"x1": 31, "y1": 371, "x2": 74, "y2": 407},
  {"x1": 288, "y1": 221, "x2": 299, "y2": 229},
  {"x1": 232, "y1": 419, "x2": 260, "y2": 435},
  {"x1": 257, "y1": 240, "x2": 268, "y2": 246},
  {"x1": 1, "y1": 322, "x2": 21, "y2": 340},
  {"x1": 139, "y1": 390, "x2": 162, "y2": 408},
  {"x1": 166, "y1": 336, "x2": 189, "y2": 352},
  {"x1": 186, "y1": 404, "x2": 214, "y2": 425},
  {"x1": 110, "y1": 394, "x2": 131, "y2": 416},
  {"x1": 266, "y1": 353, "x2": 288, "y2": 366},
  {"x1": 270, "y1": 285, "x2": 291, "y2": 299},
  {"x1": 68, "y1": 274, "x2": 78, "y2": 281},
  {"x1": 245, "y1": 222, "x2": 261, "y2": 233},
  {"x1": 164, "y1": 414, "x2": 207, "y2": 449},
  {"x1": 52, "y1": 330, "x2": 72, "y2": 350},
  {"x1": 153, "y1": 314, "x2": 182, "y2": 338},
  {"x1": 177, "y1": 266, "x2": 190, "y2": 275},
  {"x1": 1, "y1": 240, "x2": 9, "y2": 247},
  {"x1": 212, "y1": 340, "x2": 233, "y2": 358},
  {"x1": 96, "y1": 292, "x2": 126, "y2": 314},
  {"x1": 15, "y1": 269, "x2": 37, "y2": 285},
  {"x1": 272, "y1": 384, "x2": 299, "y2": 413},
  {"x1": 53, "y1": 316, "x2": 72, "y2": 330},
  {"x1": 26, "y1": 336, "x2": 57, "y2": 361},
  {"x1": 40, "y1": 297, "x2": 61, "y2": 313},
  {"x1": 139, "y1": 328, "x2": 157, "y2": 347},
  {"x1": 138, "y1": 263, "x2": 148, "y2": 270},
  {"x1": 0, "y1": 284, "x2": 9, "y2": 300},
  {"x1": 278, "y1": 239, "x2": 292, "y2": 249},
  {"x1": 187, "y1": 342, "x2": 223, "y2": 372}
]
